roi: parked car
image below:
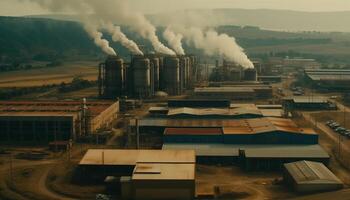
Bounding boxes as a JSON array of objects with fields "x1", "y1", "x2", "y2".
[
  {"x1": 344, "y1": 131, "x2": 350, "y2": 138},
  {"x1": 335, "y1": 127, "x2": 346, "y2": 133},
  {"x1": 326, "y1": 120, "x2": 335, "y2": 125},
  {"x1": 293, "y1": 91, "x2": 303, "y2": 96},
  {"x1": 329, "y1": 122, "x2": 340, "y2": 128}
]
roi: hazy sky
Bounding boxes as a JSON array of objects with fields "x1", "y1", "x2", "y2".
[{"x1": 1, "y1": 0, "x2": 350, "y2": 16}]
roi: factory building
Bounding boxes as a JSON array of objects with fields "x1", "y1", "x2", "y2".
[
  {"x1": 194, "y1": 85, "x2": 273, "y2": 100},
  {"x1": 79, "y1": 149, "x2": 195, "y2": 200},
  {"x1": 283, "y1": 96, "x2": 336, "y2": 111},
  {"x1": 283, "y1": 160, "x2": 343, "y2": 193},
  {"x1": 0, "y1": 100, "x2": 119, "y2": 143},
  {"x1": 163, "y1": 118, "x2": 319, "y2": 145},
  {"x1": 168, "y1": 99, "x2": 231, "y2": 108},
  {"x1": 304, "y1": 69, "x2": 350, "y2": 90},
  {"x1": 241, "y1": 145, "x2": 329, "y2": 171},
  {"x1": 283, "y1": 58, "x2": 321, "y2": 71},
  {"x1": 99, "y1": 54, "x2": 197, "y2": 99},
  {"x1": 163, "y1": 144, "x2": 329, "y2": 169}
]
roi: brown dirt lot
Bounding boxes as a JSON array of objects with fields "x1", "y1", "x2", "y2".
[{"x1": 196, "y1": 165, "x2": 296, "y2": 200}]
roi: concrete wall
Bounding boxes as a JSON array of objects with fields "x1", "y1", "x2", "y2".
[
  {"x1": 90, "y1": 101, "x2": 119, "y2": 133},
  {"x1": 132, "y1": 180, "x2": 195, "y2": 200}
]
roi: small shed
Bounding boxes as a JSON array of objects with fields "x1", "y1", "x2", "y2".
[{"x1": 283, "y1": 160, "x2": 343, "y2": 193}]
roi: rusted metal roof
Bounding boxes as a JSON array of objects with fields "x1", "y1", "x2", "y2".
[
  {"x1": 164, "y1": 128, "x2": 222, "y2": 136},
  {"x1": 167, "y1": 107, "x2": 262, "y2": 117},
  {"x1": 0, "y1": 100, "x2": 116, "y2": 117}
]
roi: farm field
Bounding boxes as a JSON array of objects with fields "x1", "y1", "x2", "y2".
[{"x1": 0, "y1": 61, "x2": 99, "y2": 88}]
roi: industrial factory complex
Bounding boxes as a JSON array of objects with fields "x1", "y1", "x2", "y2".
[
  {"x1": 0, "y1": 100, "x2": 119, "y2": 143},
  {"x1": 1, "y1": 53, "x2": 348, "y2": 200}
]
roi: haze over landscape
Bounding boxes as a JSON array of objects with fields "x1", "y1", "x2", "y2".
[{"x1": 2, "y1": 1, "x2": 350, "y2": 200}]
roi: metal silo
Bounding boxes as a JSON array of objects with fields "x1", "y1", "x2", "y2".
[
  {"x1": 243, "y1": 68, "x2": 258, "y2": 81},
  {"x1": 132, "y1": 56, "x2": 151, "y2": 98},
  {"x1": 179, "y1": 56, "x2": 187, "y2": 93},
  {"x1": 229, "y1": 69, "x2": 242, "y2": 81},
  {"x1": 164, "y1": 56, "x2": 180, "y2": 95},
  {"x1": 103, "y1": 55, "x2": 124, "y2": 99},
  {"x1": 151, "y1": 57, "x2": 160, "y2": 92}
]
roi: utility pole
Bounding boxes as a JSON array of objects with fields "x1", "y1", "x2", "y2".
[
  {"x1": 136, "y1": 117, "x2": 140, "y2": 149},
  {"x1": 9, "y1": 153, "x2": 13, "y2": 183}
]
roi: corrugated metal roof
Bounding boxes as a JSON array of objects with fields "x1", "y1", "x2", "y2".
[
  {"x1": 163, "y1": 144, "x2": 328, "y2": 159},
  {"x1": 292, "y1": 96, "x2": 328, "y2": 104},
  {"x1": 260, "y1": 109, "x2": 283, "y2": 117},
  {"x1": 167, "y1": 107, "x2": 262, "y2": 117},
  {"x1": 306, "y1": 69, "x2": 350, "y2": 81},
  {"x1": 133, "y1": 117, "x2": 317, "y2": 136},
  {"x1": 79, "y1": 149, "x2": 196, "y2": 166},
  {"x1": 244, "y1": 145, "x2": 329, "y2": 158},
  {"x1": 164, "y1": 128, "x2": 222, "y2": 136},
  {"x1": 195, "y1": 87, "x2": 255, "y2": 93},
  {"x1": 162, "y1": 143, "x2": 239, "y2": 156},
  {"x1": 284, "y1": 161, "x2": 343, "y2": 185}
]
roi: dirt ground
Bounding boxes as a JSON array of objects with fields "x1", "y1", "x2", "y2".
[{"x1": 196, "y1": 165, "x2": 295, "y2": 200}]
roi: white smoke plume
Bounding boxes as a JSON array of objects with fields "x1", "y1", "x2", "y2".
[
  {"x1": 103, "y1": 22, "x2": 143, "y2": 55},
  {"x1": 84, "y1": 23, "x2": 116, "y2": 56},
  {"x1": 163, "y1": 27, "x2": 185, "y2": 55},
  {"x1": 24, "y1": 0, "x2": 175, "y2": 55},
  {"x1": 175, "y1": 26, "x2": 254, "y2": 68}
]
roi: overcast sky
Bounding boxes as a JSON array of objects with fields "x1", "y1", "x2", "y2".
[{"x1": 1, "y1": 0, "x2": 350, "y2": 16}]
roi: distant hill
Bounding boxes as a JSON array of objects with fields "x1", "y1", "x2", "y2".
[
  {"x1": 149, "y1": 9, "x2": 350, "y2": 32},
  {"x1": 0, "y1": 16, "x2": 144, "y2": 62},
  {"x1": 1, "y1": 15, "x2": 350, "y2": 64}
]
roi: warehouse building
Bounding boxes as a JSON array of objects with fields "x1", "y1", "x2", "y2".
[
  {"x1": 304, "y1": 69, "x2": 350, "y2": 90},
  {"x1": 283, "y1": 160, "x2": 343, "y2": 193},
  {"x1": 163, "y1": 118, "x2": 318, "y2": 145},
  {"x1": 79, "y1": 149, "x2": 196, "y2": 200},
  {"x1": 168, "y1": 99, "x2": 231, "y2": 108},
  {"x1": 194, "y1": 85, "x2": 273, "y2": 100},
  {"x1": 283, "y1": 96, "x2": 336, "y2": 111},
  {"x1": 163, "y1": 144, "x2": 329, "y2": 170},
  {"x1": 241, "y1": 145, "x2": 329, "y2": 171},
  {"x1": 0, "y1": 100, "x2": 119, "y2": 143},
  {"x1": 148, "y1": 103, "x2": 283, "y2": 119}
]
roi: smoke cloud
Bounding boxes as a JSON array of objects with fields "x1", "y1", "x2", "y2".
[
  {"x1": 25, "y1": 0, "x2": 175, "y2": 55},
  {"x1": 163, "y1": 27, "x2": 185, "y2": 55},
  {"x1": 103, "y1": 22, "x2": 143, "y2": 55},
  {"x1": 174, "y1": 26, "x2": 254, "y2": 68},
  {"x1": 84, "y1": 23, "x2": 116, "y2": 55}
]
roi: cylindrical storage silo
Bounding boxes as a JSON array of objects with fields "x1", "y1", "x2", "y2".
[
  {"x1": 164, "y1": 56, "x2": 180, "y2": 95},
  {"x1": 179, "y1": 57, "x2": 187, "y2": 93},
  {"x1": 132, "y1": 57, "x2": 151, "y2": 98},
  {"x1": 103, "y1": 56, "x2": 124, "y2": 99},
  {"x1": 158, "y1": 57, "x2": 165, "y2": 90},
  {"x1": 185, "y1": 57, "x2": 191, "y2": 89},
  {"x1": 151, "y1": 57, "x2": 160, "y2": 92},
  {"x1": 229, "y1": 69, "x2": 242, "y2": 81},
  {"x1": 243, "y1": 68, "x2": 258, "y2": 81}
]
